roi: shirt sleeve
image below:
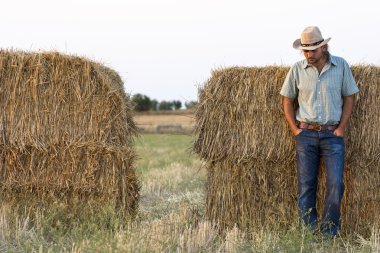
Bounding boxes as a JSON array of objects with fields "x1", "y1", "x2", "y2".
[
  {"x1": 342, "y1": 61, "x2": 359, "y2": 96},
  {"x1": 280, "y1": 66, "x2": 298, "y2": 99}
]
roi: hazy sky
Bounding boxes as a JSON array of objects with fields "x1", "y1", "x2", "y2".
[{"x1": 1, "y1": 0, "x2": 379, "y2": 103}]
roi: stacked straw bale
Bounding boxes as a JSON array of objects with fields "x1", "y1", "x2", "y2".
[
  {"x1": 0, "y1": 50, "x2": 139, "y2": 214},
  {"x1": 194, "y1": 66, "x2": 379, "y2": 235}
]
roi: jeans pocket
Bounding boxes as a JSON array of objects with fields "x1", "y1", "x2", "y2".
[
  {"x1": 328, "y1": 130, "x2": 344, "y2": 139},
  {"x1": 294, "y1": 129, "x2": 305, "y2": 139},
  {"x1": 295, "y1": 129, "x2": 306, "y2": 138}
]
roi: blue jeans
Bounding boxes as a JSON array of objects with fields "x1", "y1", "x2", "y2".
[{"x1": 296, "y1": 129, "x2": 345, "y2": 236}]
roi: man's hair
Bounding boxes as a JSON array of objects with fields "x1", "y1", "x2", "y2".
[{"x1": 323, "y1": 45, "x2": 330, "y2": 58}]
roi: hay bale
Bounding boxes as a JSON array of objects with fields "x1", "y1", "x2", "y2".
[
  {"x1": 194, "y1": 66, "x2": 380, "y2": 235},
  {"x1": 0, "y1": 50, "x2": 139, "y2": 213}
]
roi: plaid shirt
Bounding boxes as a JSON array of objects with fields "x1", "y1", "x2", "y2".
[{"x1": 280, "y1": 54, "x2": 359, "y2": 125}]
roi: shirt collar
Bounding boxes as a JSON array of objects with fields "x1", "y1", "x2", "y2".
[{"x1": 329, "y1": 54, "x2": 338, "y2": 66}]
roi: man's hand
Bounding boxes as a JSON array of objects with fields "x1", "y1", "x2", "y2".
[
  {"x1": 293, "y1": 128, "x2": 303, "y2": 136},
  {"x1": 333, "y1": 127, "x2": 345, "y2": 137}
]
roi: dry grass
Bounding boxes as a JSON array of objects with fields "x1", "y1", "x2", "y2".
[
  {"x1": 134, "y1": 112, "x2": 195, "y2": 125},
  {"x1": 134, "y1": 111, "x2": 195, "y2": 134},
  {"x1": 194, "y1": 65, "x2": 380, "y2": 235},
  {"x1": 0, "y1": 50, "x2": 139, "y2": 213}
]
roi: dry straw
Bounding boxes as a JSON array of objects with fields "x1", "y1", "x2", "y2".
[
  {"x1": 0, "y1": 50, "x2": 139, "y2": 214},
  {"x1": 194, "y1": 66, "x2": 380, "y2": 236}
]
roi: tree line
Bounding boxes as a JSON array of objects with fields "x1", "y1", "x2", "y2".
[{"x1": 131, "y1": 93, "x2": 197, "y2": 111}]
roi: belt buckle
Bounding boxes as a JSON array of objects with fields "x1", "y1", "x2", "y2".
[{"x1": 315, "y1": 125, "x2": 322, "y2": 131}]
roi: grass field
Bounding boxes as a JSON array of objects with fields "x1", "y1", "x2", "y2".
[{"x1": 0, "y1": 134, "x2": 378, "y2": 252}]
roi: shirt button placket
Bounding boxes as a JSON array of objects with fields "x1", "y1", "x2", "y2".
[{"x1": 317, "y1": 78, "x2": 322, "y2": 122}]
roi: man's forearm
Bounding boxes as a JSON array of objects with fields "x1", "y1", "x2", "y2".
[
  {"x1": 333, "y1": 95, "x2": 355, "y2": 137},
  {"x1": 283, "y1": 97, "x2": 299, "y2": 135},
  {"x1": 338, "y1": 95, "x2": 355, "y2": 130}
]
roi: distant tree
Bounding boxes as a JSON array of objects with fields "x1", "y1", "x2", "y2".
[
  {"x1": 185, "y1": 100, "x2": 198, "y2": 109},
  {"x1": 172, "y1": 100, "x2": 182, "y2": 110},
  {"x1": 158, "y1": 100, "x2": 173, "y2": 110},
  {"x1": 150, "y1": 99, "x2": 159, "y2": 111},
  {"x1": 131, "y1": 95, "x2": 187, "y2": 111},
  {"x1": 131, "y1": 93, "x2": 151, "y2": 111}
]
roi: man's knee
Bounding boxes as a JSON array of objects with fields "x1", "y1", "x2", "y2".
[{"x1": 327, "y1": 176, "x2": 344, "y2": 195}]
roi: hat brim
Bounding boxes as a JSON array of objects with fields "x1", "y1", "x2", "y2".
[{"x1": 293, "y1": 37, "x2": 331, "y2": 50}]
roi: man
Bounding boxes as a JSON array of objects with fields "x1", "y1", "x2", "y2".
[{"x1": 280, "y1": 26, "x2": 359, "y2": 236}]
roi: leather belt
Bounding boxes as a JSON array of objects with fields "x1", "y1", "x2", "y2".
[{"x1": 297, "y1": 122, "x2": 338, "y2": 132}]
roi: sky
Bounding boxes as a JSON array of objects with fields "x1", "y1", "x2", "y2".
[{"x1": 1, "y1": 0, "x2": 379, "y2": 104}]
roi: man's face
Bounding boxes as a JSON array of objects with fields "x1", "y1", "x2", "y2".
[{"x1": 303, "y1": 46, "x2": 325, "y2": 65}]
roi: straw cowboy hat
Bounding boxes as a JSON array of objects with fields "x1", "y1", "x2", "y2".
[{"x1": 293, "y1": 26, "x2": 331, "y2": 50}]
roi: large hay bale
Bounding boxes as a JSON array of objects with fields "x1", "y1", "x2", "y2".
[
  {"x1": 0, "y1": 50, "x2": 139, "y2": 213},
  {"x1": 194, "y1": 66, "x2": 380, "y2": 235}
]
